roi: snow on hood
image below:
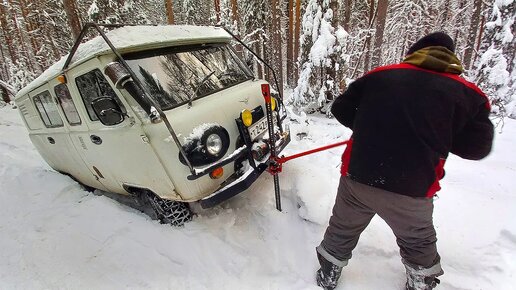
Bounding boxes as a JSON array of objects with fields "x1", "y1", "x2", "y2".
[{"x1": 16, "y1": 25, "x2": 231, "y2": 98}]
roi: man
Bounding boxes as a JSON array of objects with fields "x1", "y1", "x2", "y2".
[{"x1": 316, "y1": 32, "x2": 494, "y2": 290}]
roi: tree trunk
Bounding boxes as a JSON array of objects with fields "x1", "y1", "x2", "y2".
[
  {"x1": 165, "y1": 0, "x2": 174, "y2": 24},
  {"x1": 214, "y1": 0, "x2": 221, "y2": 24},
  {"x1": 0, "y1": 4, "x2": 17, "y2": 64},
  {"x1": 343, "y1": 0, "x2": 352, "y2": 31},
  {"x1": 326, "y1": 0, "x2": 339, "y2": 100},
  {"x1": 63, "y1": 0, "x2": 82, "y2": 40},
  {"x1": 230, "y1": 0, "x2": 239, "y2": 27},
  {"x1": 1, "y1": 86, "x2": 10, "y2": 103},
  {"x1": 362, "y1": 0, "x2": 376, "y2": 72},
  {"x1": 371, "y1": 0, "x2": 388, "y2": 68},
  {"x1": 473, "y1": 15, "x2": 486, "y2": 67},
  {"x1": 293, "y1": 0, "x2": 301, "y2": 79},
  {"x1": 0, "y1": 42, "x2": 9, "y2": 80},
  {"x1": 439, "y1": 0, "x2": 451, "y2": 31},
  {"x1": 286, "y1": 0, "x2": 294, "y2": 86},
  {"x1": 48, "y1": 24, "x2": 62, "y2": 61},
  {"x1": 20, "y1": 0, "x2": 43, "y2": 73},
  {"x1": 254, "y1": 32, "x2": 264, "y2": 79},
  {"x1": 463, "y1": 0, "x2": 482, "y2": 70},
  {"x1": 7, "y1": 0, "x2": 34, "y2": 72},
  {"x1": 270, "y1": 0, "x2": 284, "y2": 93}
]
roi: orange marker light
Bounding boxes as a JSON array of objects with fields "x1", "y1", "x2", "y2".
[
  {"x1": 210, "y1": 167, "x2": 224, "y2": 179},
  {"x1": 57, "y1": 75, "x2": 67, "y2": 84}
]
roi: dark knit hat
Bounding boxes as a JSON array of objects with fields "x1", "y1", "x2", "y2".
[{"x1": 407, "y1": 32, "x2": 455, "y2": 55}]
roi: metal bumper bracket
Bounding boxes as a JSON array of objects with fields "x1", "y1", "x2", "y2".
[{"x1": 199, "y1": 163, "x2": 268, "y2": 208}]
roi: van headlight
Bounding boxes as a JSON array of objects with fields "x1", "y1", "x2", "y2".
[
  {"x1": 206, "y1": 133, "x2": 223, "y2": 156},
  {"x1": 179, "y1": 125, "x2": 230, "y2": 167}
]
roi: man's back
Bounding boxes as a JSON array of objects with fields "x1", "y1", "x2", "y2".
[
  {"x1": 332, "y1": 62, "x2": 493, "y2": 197},
  {"x1": 318, "y1": 32, "x2": 495, "y2": 290}
]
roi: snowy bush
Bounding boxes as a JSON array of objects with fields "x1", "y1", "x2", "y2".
[
  {"x1": 291, "y1": 0, "x2": 347, "y2": 112},
  {"x1": 6, "y1": 62, "x2": 36, "y2": 93},
  {"x1": 474, "y1": 0, "x2": 516, "y2": 119}
]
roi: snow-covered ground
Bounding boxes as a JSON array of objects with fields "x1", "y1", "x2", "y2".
[{"x1": 1, "y1": 103, "x2": 515, "y2": 290}]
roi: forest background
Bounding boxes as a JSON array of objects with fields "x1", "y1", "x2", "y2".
[{"x1": 0, "y1": 0, "x2": 515, "y2": 118}]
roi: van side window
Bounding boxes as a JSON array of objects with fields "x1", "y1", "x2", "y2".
[
  {"x1": 54, "y1": 84, "x2": 81, "y2": 125},
  {"x1": 33, "y1": 91, "x2": 64, "y2": 128},
  {"x1": 75, "y1": 69, "x2": 126, "y2": 121}
]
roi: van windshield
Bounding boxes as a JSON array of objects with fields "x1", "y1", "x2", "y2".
[{"x1": 125, "y1": 44, "x2": 252, "y2": 110}]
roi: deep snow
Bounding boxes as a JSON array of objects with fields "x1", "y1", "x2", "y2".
[{"x1": 0, "y1": 104, "x2": 515, "y2": 290}]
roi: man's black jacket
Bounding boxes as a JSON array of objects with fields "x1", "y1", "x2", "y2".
[{"x1": 332, "y1": 63, "x2": 494, "y2": 198}]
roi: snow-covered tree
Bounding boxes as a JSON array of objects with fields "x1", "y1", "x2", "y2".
[
  {"x1": 474, "y1": 0, "x2": 516, "y2": 119},
  {"x1": 292, "y1": 0, "x2": 346, "y2": 111},
  {"x1": 175, "y1": 0, "x2": 212, "y2": 25}
]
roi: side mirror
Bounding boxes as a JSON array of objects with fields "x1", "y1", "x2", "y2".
[{"x1": 92, "y1": 97, "x2": 124, "y2": 126}]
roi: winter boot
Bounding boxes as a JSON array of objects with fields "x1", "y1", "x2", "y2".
[
  {"x1": 404, "y1": 260, "x2": 444, "y2": 290},
  {"x1": 315, "y1": 245, "x2": 346, "y2": 290}
]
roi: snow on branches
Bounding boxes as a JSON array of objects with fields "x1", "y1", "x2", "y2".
[
  {"x1": 291, "y1": 0, "x2": 347, "y2": 112},
  {"x1": 474, "y1": 0, "x2": 516, "y2": 118}
]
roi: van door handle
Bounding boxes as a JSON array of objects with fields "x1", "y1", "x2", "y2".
[
  {"x1": 90, "y1": 135, "x2": 102, "y2": 145},
  {"x1": 47, "y1": 137, "x2": 55, "y2": 144}
]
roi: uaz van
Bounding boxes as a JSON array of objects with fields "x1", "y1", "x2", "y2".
[{"x1": 14, "y1": 23, "x2": 290, "y2": 225}]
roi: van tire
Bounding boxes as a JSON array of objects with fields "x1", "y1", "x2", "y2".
[{"x1": 144, "y1": 191, "x2": 192, "y2": 226}]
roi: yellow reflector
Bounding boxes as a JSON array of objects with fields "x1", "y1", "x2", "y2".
[
  {"x1": 57, "y1": 75, "x2": 67, "y2": 84},
  {"x1": 210, "y1": 167, "x2": 224, "y2": 179},
  {"x1": 271, "y1": 97, "x2": 277, "y2": 111},
  {"x1": 241, "y1": 109, "x2": 253, "y2": 127}
]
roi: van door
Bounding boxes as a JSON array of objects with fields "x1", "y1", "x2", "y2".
[
  {"x1": 51, "y1": 81, "x2": 109, "y2": 190},
  {"x1": 67, "y1": 59, "x2": 175, "y2": 197},
  {"x1": 28, "y1": 85, "x2": 107, "y2": 191}
]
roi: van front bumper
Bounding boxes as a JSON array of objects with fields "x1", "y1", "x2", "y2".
[{"x1": 197, "y1": 130, "x2": 290, "y2": 209}]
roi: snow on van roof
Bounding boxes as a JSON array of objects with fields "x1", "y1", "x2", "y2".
[{"x1": 16, "y1": 25, "x2": 231, "y2": 98}]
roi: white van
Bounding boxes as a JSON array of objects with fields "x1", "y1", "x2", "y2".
[{"x1": 15, "y1": 23, "x2": 290, "y2": 225}]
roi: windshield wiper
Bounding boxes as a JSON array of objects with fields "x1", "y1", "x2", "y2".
[{"x1": 188, "y1": 70, "x2": 215, "y2": 108}]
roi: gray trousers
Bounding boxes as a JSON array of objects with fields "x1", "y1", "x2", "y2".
[{"x1": 319, "y1": 176, "x2": 442, "y2": 271}]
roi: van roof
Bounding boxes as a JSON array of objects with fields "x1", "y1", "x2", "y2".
[{"x1": 16, "y1": 25, "x2": 231, "y2": 98}]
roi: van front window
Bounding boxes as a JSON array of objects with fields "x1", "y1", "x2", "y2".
[{"x1": 125, "y1": 44, "x2": 252, "y2": 110}]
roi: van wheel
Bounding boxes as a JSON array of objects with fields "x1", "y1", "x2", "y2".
[{"x1": 144, "y1": 192, "x2": 192, "y2": 226}]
